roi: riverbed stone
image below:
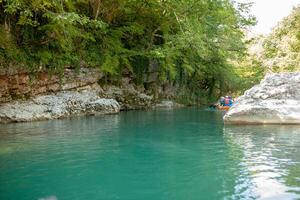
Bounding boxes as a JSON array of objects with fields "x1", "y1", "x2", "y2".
[
  {"x1": 224, "y1": 72, "x2": 300, "y2": 124},
  {"x1": 155, "y1": 100, "x2": 183, "y2": 108},
  {"x1": 0, "y1": 91, "x2": 120, "y2": 123}
]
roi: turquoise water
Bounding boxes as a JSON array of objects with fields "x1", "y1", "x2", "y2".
[{"x1": 0, "y1": 108, "x2": 300, "y2": 200}]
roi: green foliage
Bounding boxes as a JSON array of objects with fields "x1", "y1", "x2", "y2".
[
  {"x1": 232, "y1": 6, "x2": 300, "y2": 95},
  {"x1": 262, "y1": 6, "x2": 300, "y2": 72},
  {"x1": 0, "y1": 0, "x2": 255, "y2": 101}
]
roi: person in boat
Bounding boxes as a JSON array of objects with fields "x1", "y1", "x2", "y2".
[
  {"x1": 220, "y1": 96, "x2": 225, "y2": 106},
  {"x1": 224, "y1": 96, "x2": 233, "y2": 106}
]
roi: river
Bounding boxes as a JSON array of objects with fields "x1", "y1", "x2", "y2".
[{"x1": 0, "y1": 108, "x2": 299, "y2": 200}]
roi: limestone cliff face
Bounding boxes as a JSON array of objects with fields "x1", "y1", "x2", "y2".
[
  {"x1": 0, "y1": 68, "x2": 122, "y2": 123},
  {"x1": 100, "y1": 77, "x2": 154, "y2": 111},
  {"x1": 0, "y1": 68, "x2": 103, "y2": 103},
  {"x1": 224, "y1": 72, "x2": 300, "y2": 124},
  {"x1": 0, "y1": 67, "x2": 177, "y2": 123}
]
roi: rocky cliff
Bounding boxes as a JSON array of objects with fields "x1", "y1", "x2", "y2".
[
  {"x1": 0, "y1": 67, "x2": 150, "y2": 123},
  {"x1": 0, "y1": 68, "x2": 103, "y2": 103},
  {"x1": 224, "y1": 72, "x2": 300, "y2": 124},
  {"x1": 0, "y1": 67, "x2": 179, "y2": 123}
]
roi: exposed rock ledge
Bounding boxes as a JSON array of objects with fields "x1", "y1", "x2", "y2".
[
  {"x1": 0, "y1": 91, "x2": 120, "y2": 123},
  {"x1": 155, "y1": 100, "x2": 184, "y2": 108},
  {"x1": 224, "y1": 72, "x2": 300, "y2": 124}
]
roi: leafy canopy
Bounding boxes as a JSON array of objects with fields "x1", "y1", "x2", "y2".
[{"x1": 0, "y1": 0, "x2": 255, "y2": 100}]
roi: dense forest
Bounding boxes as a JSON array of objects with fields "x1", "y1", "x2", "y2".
[{"x1": 0, "y1": 0, "x2": 260, "y2": 103}]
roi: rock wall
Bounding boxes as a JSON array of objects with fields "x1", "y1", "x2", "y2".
[
  {"x1": 0, "y1": 67, "x2": 175, "y2": 123},
  {"x1": 0, "y1": 66, "x2": 183, "y2": 123},
  {"x1": 99, "y1": 77, "x2": 154, "y2": 110},
  {"x1": 0, "y1": 68, "x2": 103, "y2": 103},
  {"x1": 224, "y1": 72, "x2": 300, "y2": 124}
]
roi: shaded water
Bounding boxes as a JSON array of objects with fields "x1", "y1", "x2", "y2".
[{"x1": 0, "y1": 108, "x2": 299, "y2": 200}]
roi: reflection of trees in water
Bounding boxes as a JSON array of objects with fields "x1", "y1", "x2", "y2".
[{"x1": 223, "y1": 125, "x2": 300, "y2": 199}]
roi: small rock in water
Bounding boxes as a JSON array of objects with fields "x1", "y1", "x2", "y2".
[
  {"x1": 155, "y1": 100, "x2": 183, "y2": 108},
  {"x1": 38, "y1": 195, "x2": 57, "y2": 200}
]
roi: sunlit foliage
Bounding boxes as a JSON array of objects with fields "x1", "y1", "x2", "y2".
[{"x1": 0, "y1": 0, "x2": 255, "y2": 102}]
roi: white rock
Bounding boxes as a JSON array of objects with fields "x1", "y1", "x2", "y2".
[
  {"x1": 38, "y1": 196, "x2": 58, "y2": 200},
  {"x1": 155, "y1": 100, "x2": 183, "y2": 109},
  {"x1": 0, "y1": 91, "x2": 120, "y2": 123},
  {"x1": 224, "y1": 72, "x2": 300, "y2": 124}
]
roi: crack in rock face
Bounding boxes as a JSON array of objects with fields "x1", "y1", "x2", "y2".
[{"x1": 224, "y1": 72, "x2": 300, "y2": 124}]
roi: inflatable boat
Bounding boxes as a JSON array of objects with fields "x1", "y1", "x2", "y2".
[{"x1": 217, "y1": 105, "x2": 231, "y2": 111}]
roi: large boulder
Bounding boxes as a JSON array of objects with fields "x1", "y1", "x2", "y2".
[
  {"x1": 0, "y1": 91, "x2": 120, "y2": 123},
  {"x1": 224, "y1": 72, "x2": 300, "y2": 124}
]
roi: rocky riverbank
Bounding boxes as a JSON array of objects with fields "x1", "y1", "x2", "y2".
[
  {"x1": 224, "y1": 72, "x2": 300, "y2": 124},
  {"x1": 0, "y1": 67, "x2": 182, "y2": 123},
  {"x1": 0, "y1": 91, "x2": 120, "y2": 123}
]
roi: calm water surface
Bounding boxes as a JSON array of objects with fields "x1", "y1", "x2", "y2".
[{"x1": 0, "y1": 108, "x2": 300, "y2": 200}]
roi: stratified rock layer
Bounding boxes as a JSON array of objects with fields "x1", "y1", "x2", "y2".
[
  {"x1": 0, "y1": 68, "x2": 103, "y2": 103},
  {"x1": 0, "y1": 91, "x2": 120, "y2": 123},
  {"x1": 224, "y1": 72, "x2": 300, "y2": 124}
]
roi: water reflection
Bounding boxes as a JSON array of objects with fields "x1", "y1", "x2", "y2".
[{"x1": 224, "y1": 125, "x2": 300, "y2": 200}]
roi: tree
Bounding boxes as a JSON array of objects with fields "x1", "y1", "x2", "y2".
[{"x1": 0, "y1": 0, "x2": 255, "y2": 102}]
